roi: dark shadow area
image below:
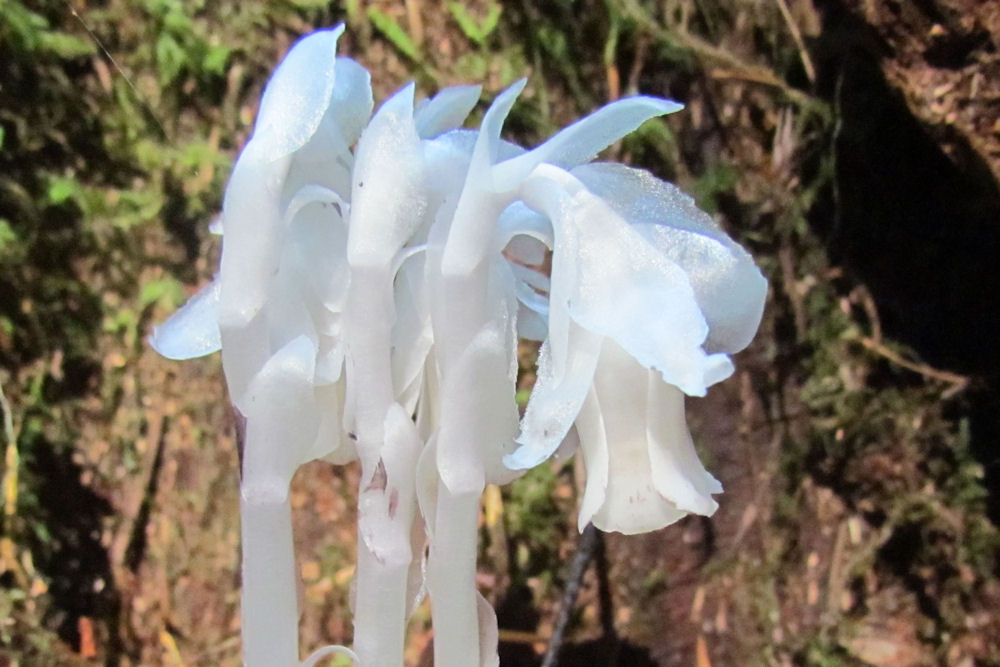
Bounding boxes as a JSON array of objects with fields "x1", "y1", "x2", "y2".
[
  {"x1": 811, "y1": 0, "x2": 1000, "y2": 521},
  {"x1": 497, "y1": 582, "x2": 542, "y2": 667},
  {"x1": 814, "y1": 2, "x2": 1000, "y2": 376},
  {"x1": 123, "y1": 417, "x2": 168, "y2": 573},
  {"x1": 555, "y1": 637, "x2": 657, "y2": 667},
  {"x1": 967, "y1": 387, "x2": 1000, "y2": 525},
  {"x1": 21, "y1": 437, "x2": 123, "y2": 663},
  {"x1": 877, "y1": 521, "x2": 946, "y2": 620},
  {"x1": 496, "y1": 526, "x2": 650, "y2": 667},
  {"x1": 162, "y1": 173, "x2": 206, "y2": 269}
]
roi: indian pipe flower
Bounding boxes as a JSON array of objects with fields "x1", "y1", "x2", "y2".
[{"x1": 150, "y1": 24, "x2": 766, "y2": 667}]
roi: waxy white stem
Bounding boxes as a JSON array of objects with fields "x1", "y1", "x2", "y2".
[
  {"x1": 427, "y1": 484, "x2": 482, "y2": 667},
  {"x1": 241, "y1": 496, "x2": 299, "y2": 667},
  {"x1": 353, "y1": 539, "x2": 409, "y2": 667},
  {"x1": 344, "y1": 279, "x2": 411, "y2": 666},
  {"x1": 353, "y1": 405, "x2": 423, "y2": 667}
]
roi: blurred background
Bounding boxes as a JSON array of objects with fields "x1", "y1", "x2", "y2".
[{"x1": 1, "y1": 0, "x2": 998, "y2": 665}]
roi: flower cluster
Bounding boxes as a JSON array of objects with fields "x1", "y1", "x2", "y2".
[{"x1": 152, "y1": 25, "x2": 766, "y2": 667}]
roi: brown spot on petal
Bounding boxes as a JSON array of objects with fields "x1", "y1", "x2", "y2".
[
  {"x1": 388, "y1": 488, "x2": 399, "y2": 519},
  {"x1": 365, "y1": 459, "x2": 388, "y2": 493}
]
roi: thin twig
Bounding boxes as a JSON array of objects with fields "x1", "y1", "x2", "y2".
[
  {"x1": 592, "y1": 525, "x2": 617, "y2": 644},
  {"x1": 851, "y1": 284, "x2": 883, "y2": 344},
  {"x1": 773, "y1": 0, "x2": 817, "y2": 84},
  {"x1": 858, "y1": 337, "x2": 969, "y2": 389},
  {"x1": 541, "y1": 523, "x2": 601, "y2": 667},
  {"x1": 1, "y1": 377, "x2": 19, "y2": 521},
  {"x1": 0, "y1": 377, "x2": 28, "y2": 590}
]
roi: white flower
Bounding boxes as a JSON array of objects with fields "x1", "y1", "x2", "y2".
[
  {"x1": 504, "y1": 162, "x2": 767, "y2": 533},
  {"x1": 575, "y1": 338, "x2": 723, "y2": 534},
  {"x1": 150, "y1": 27, "x2": 372, "y2": 485},
  {"x1": 150, "y1": 23, "x2": 768, "y2": 665}
]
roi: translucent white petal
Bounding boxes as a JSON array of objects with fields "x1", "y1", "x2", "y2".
[
  {"x1": 496, "y1": 204, "x2": 553, "y2": 341},
  {"x1": 312, "y1": 379, "x2": 355, "y2": 464},
  {"x1": 395, "y1": 370, "x2": 423, "y2": 419},
  {"x1": 509, "y1": 266, "x2": 549, "y2": 317},
  {"x1": 508, "y1": 321, "x2": 603, "y2": 469},
  {"x1": 473, "y1": 80, "x2": 527, "y2": 167},
  {"x1": 415, "y1": 350, "x2": 441, "y2": 441},
  {"x1": 439, "y1": 81, "x2": 527, "y2": 273},
  {"x1": 391, "y1": 258, "x2": 433, "y2": 419},
  {"x1": 149, "y1": 279, "x2": 221, "y2": 360},
  {"x1": 218, "y1": 152, "x2": 290, "y2": 329},
  {"x1": 415, "y1": 436, "x2": 440, "y2": 539},
  {"x1": 266, "y1": 268, "x2": 317, "y2": 354},
  {"x1": 573, "y1": 163, "x2": 767, "y2": 353},
  {"x1": 493, "y1": 96, "x2": 683, "y2": 190},
  {"x1": 586, "y1": 340, "x2": 688, "y2": 534},
  {"x1": 571, "y1": 163, "x2": 729, "y2": 238},
  {"x1": 415, "y1": 85, "x2": 482, "y2": 138},
  {"x1": 574, "y1": 386, "x2": 608, "y2": 532},
  {"x1": 437, "y1": 324, "x2": 520, "y2": 493},
  {"x1": 349, "y1": 83, "x2": 428, "y2": 266},
  {"x1": 637, "y1": 222, "x2": 765, "y2": 354},
  {"x1": 515, "y1": 303, "x2": 548, "y2": 342},
  {"x1": 219, "y1": 174, "x2": 344, "y2": 404},
  {"x1": 421, "y1": 131, "x2": 479, "y2": 233},
  {"x1": 497, "y1": 137, "x2": 526, "y2": 161},
  {"x1": 283, "y1": 184, "x2": 348, "y2": 222},
  {"x1": 647, "y1": 379, "x2": 721, "y2": 516},
  {"x1": 285, "y1": 56, "x2": 373, "y2": 204},
  {"x1": 574, "y1": 340, "x2": 721, "y2": 533},
  {"x1": 382, "y1": 403, "x2": 422, "y2": 519},
  {"x1": 251, "y1": 26, "x2": 345, "y2": 162},
  {"x1": 423, "y1": 129, "x2": 477, "y2": 166},
  {"x1": 391, "y1": 254, "x2": 433, "y2": 403},
  {"x1": 241, "y1": 335, "x2": 320, "y2": 504},
  {"x1": 315, "y1": 335, "x2": 344, "y2": 384},
  {"x1": 329, "y1": 56, "x2": 374, "y2": 148},
  {"x1": 404, "y1": 508, "x2": 427, "y2": 618},
  {"x1": 521, "y1": 164, "x2": 730, "y2": 396},
  {"x1": 280, "y1": 154, "x2": 352, "y2": 225},
  {"x1": 423, "y1": 130, "x2": 522, "y2": 186},
  {"x1": 284, "y1": 187, "x2": 350, "y2": 320},
  {"x1": 220, "y1": 310, "x2": 271, "y2": 410},
  {"x1": 270, "y1": 203, "x2": 330, "y2": 357},
  {"x1": 496, "y1": 201, "x2": 553, "y2": 258},
  {"x1": 504, "y1": 233, "x2": 549, "y2": 268}
]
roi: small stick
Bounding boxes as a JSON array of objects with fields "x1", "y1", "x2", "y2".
[
  {"x1": 1, "y1": 377, "x2": 19, "y2": 524},
  {"x1": 773, "y1": 0, "x2": 817, "y2": 84},
  {"x1": 858, "y1": 337, "x2": 969, "y2": 388},
  {"x1": 541, "y1": 523, "x2": 602, "y2": 667},
  {"x1": 593, "y1": 526, "x2": 616, "y2": 643}
]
